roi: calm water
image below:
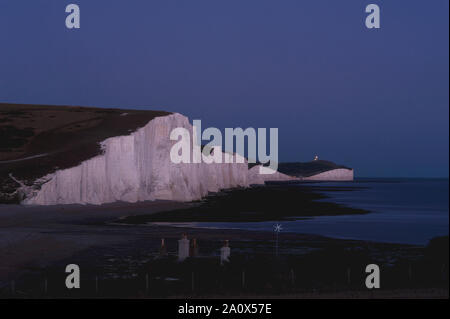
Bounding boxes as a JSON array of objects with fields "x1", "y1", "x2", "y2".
[{"x1": 155, "y1": 179, "x2": 449, "y2": 245}]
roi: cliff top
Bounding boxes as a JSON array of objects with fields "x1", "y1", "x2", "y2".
[
  {"x1": 277, "y1": 160, "x2": 352, "y2": 177},
  {"x1": 0, "y1": 103, "x2": 170, "y2": 196}
]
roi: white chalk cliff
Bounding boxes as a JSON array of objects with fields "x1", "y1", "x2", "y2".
[
  {"x1": 303, "y1": 168, "x2": 354, "y2": 181},
  {"x1": 23, "y1": 113, "x2": 288, "y2": 206},
  {"x1": 248, "y1": 166, "x2": 295, "y2": 185}
]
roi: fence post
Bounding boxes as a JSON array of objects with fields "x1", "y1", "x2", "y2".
[
  {"x1": 442, "y1": 264, "x2": 446, "y2": 281},
  {"x1": 408, "y1": 264, "x2": 412, "y2": 282},
  {"x1": 347, "y1": 268, "x2": 351, "y2": 285},
  {"x1": 290, "y1": 269, "x2": 295, "y2": 286}
]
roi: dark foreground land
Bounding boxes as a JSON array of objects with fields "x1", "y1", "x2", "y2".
[
  {"x1": 2, "y1": 225, "x2": 448, "y2": 299},
  {"x1": 0, "y1": 185, "x2": 448, "y2": 299}
]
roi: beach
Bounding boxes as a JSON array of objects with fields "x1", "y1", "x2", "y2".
[{"x1": 0, "y1": 184, "x2": 448, "y2": 298}]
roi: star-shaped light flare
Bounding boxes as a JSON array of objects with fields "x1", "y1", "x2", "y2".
[{"x1": 274, "y1": 224, "x2": 283, "y2": 233}]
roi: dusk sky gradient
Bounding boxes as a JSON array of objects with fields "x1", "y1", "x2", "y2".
[{"x1": 0, "y1": 0, "x2": 448, "y2": 177}]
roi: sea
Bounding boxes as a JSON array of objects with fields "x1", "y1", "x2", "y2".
[{"x1": 155, "y1": 178, "x2": 449, "y2": 246}]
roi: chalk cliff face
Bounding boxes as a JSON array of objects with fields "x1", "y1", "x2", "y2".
[
  {"x1": 248, "y1": 166, "x2": 295, "y2": 185},
  {"x1": 24, "y1": 113, "x2": 251, "y2": 205},
  {"x1": 302, "y1": 168, "x2": 354, "y2": 181},
  {"x1": 15, "y1": 111, "x2": 352, "y2": 206}
]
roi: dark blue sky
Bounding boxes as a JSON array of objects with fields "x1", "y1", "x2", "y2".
[{"x1": 0, "y1": 1, "x2": 448, "y2": 177}]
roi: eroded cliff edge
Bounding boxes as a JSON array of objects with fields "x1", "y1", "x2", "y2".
[
  {"x1": 1, "y1": 104, "x2": 352, "y2": 206},
  {"x1": 0, "y1": 103, "x2": 171, "y2": 203},
  {"x1": 23, "y1": 113, "x2": 258, "y2": 205}
]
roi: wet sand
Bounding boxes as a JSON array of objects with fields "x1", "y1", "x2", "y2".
[{"x1": 0, "y1": 200, "x2": 189, "y2": 287}]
